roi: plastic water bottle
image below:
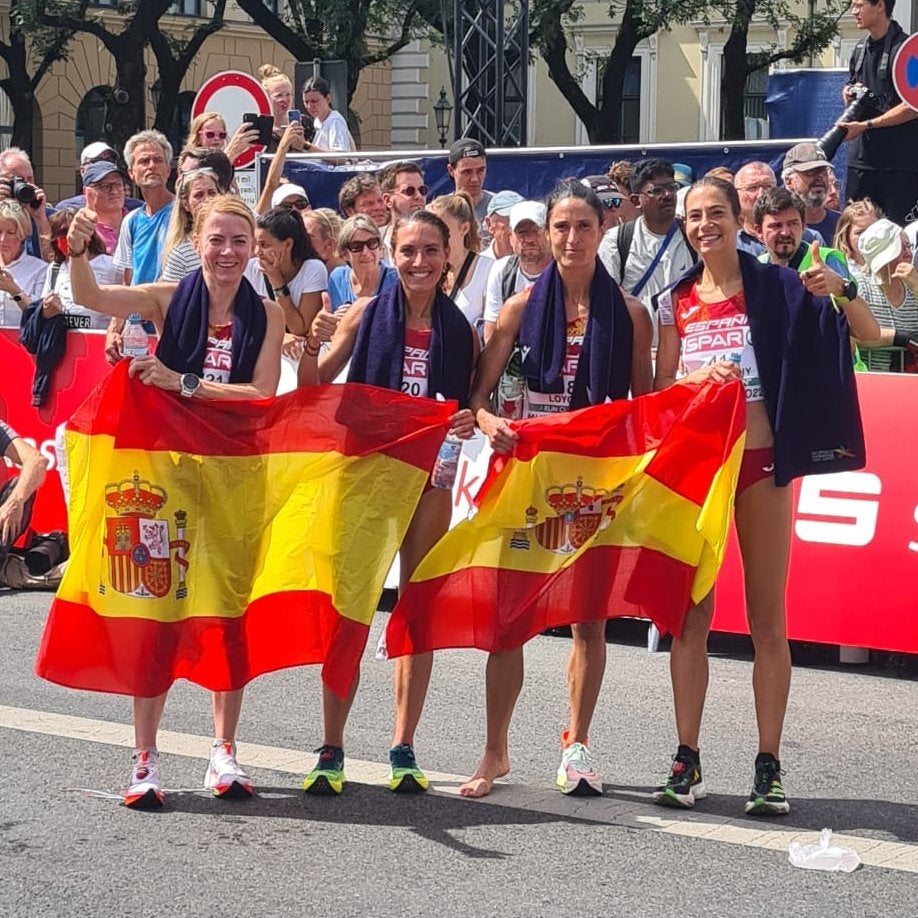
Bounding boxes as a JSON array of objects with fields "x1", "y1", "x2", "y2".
[
  {"x1": 122, "y1": 313, "x2": 149, "y2": 358},
  {"x1": 431, "y1": 433, "x2": 462, "y2": 489}
]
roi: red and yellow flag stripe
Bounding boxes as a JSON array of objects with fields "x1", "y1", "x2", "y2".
[
  {"x1": 384, "y1": 381, "x2": 746, "y2": 656},
  {"x1": 36, "y1": 363, "x2": 453, "y2": 697}
]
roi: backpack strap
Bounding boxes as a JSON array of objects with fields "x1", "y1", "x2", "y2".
[
  {"x1": 500, "y1": 255, "x2": 520, "y2": 303},
  {"x1": 616, "y1": 219, "x2": 637, "y2": 284}
]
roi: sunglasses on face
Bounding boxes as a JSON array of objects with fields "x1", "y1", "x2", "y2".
[
  {"x1": 95, "y1": 182, "x2": 125, "y2": 194},
  {"x1": 600, "y1": 195, "x2": 624, "y2": 209},
  {"x1": 397, "y1": 184, "x2": 428, "y2": 197},
  {"x1": 202, "y1": 130, "x2": 227, "y2": 140},
  {"x1": 345, "y1": 237, "x2": 381, "y2": 254},
  {"x1": 286, "y1": 199, "x2": 310, "y2": 211}
]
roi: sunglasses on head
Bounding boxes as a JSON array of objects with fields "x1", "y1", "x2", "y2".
[
  {"x1": 397, "y1": 184, "x2": 428, "y2": 197},
  {"x1": 202, "y1": 130, "x2": 227, "y2": 140},
  {"x1": 345, "y1": 237, "x2": 381, "y2": 254}
]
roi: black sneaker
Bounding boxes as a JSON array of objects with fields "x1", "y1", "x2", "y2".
[
  {"x1": 653, "y1": 746, "x2": 706, "y2": 808},
  {"x1": 744, "y1": 754, "x2": 790, "y2": 816}
]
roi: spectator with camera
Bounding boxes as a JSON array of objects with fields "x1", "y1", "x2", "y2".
[
  {"x1": 836, "y1": 0, "x2": 918, "y2": 225},
  {"x1": 0, "y1": 148, "x2": 53, "y2": 263}
]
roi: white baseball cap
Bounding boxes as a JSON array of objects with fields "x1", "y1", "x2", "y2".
[
  {"x1": 80, "y1": 142, "x2": 117, "y2": 165},
  {"x1": 509, "y1": 201, "x2": 547, "y2": 231},
  {"x1": 271, "y1": 183, "x2": 311, "y2": 208}
]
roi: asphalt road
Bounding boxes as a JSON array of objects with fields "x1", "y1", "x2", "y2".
[{"x1": 1, "y1": 591, "x2": 916, "y2": 918}]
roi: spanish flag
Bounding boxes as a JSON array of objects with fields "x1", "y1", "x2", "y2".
[
  {"x1": 35, "y1": 363, "x2": 453, "y2": 698},
  {"x1": 384, "y1": 381, "x2": 746, "y2": 656}
]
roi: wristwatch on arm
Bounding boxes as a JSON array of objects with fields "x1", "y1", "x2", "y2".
[{"x1": 180, "y1": 373, "x2": 201, "y2": 398}]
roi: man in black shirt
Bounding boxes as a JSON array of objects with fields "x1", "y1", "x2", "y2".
[{"x1": 839, "y1": 0, "x2": 918, "y2": 224}]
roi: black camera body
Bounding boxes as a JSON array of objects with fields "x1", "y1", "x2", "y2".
[
  {"x1": 5, "y1": 177, "x2": 41, "y2": 210},
  {"x1": 817, "y1": 84, "x2": 879, "y2": 162}
]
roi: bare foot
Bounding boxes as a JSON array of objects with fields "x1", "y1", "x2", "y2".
[{"x1": 459, "y1": 752, "x2": 510, "y2": 798}]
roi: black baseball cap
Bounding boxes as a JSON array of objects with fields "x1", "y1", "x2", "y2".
[{"x1": 448, "y1": 138, "x2": 486, "y2": 165}]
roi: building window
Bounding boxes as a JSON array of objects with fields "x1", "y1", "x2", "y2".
[
  {"x1": 76, "y1": 86, "x2": 113, "y2": 153},
  {"x1": 170, "y1": 0, "x2": 203, "y2": 14},
  {"x1": 720, "y1": 67, "x2": 769, "y2": 139},
  {"x1": 596, "y1": 57, "x2": 641, "y2": 144},
  {"x1": 164, "y1": 91, "x2": 197, "y2": 157}
]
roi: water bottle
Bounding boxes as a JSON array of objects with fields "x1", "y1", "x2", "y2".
[
  {"x1": 430, "y1": 433, "x2": 462, "y2": 490},
  {"x1": 122, "y1": 313, "x2": 149, "y2": 358}
]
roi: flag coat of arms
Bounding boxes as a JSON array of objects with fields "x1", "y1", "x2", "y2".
[
  {"x1": 384, "y1": 380, "x2": 746, "y2": 657},
  {"x1": 35, "y1": 364, "x2": 453, "y2": 698}
]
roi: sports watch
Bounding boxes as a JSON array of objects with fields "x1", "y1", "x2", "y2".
[
  {"x1": 180, "y1": 373, "x2": 201, "y2": 398},
  {"x1": 839, "y1": 278, "x2": 858, "y2": 302}
]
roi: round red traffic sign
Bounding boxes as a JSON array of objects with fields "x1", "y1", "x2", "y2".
[
  {"x1": 191, "y1": 70, "x2": 272, "y2": 168},
  {"x1": 892, "y1": 32, "x2": 918, "y2": 112}
]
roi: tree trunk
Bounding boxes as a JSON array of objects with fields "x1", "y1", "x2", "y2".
[
  {"x1": 593, "y1": 13, "x2": 643, "y2": 144},
  {"x1": 108, "y1": 54, "x2": 148, "y2": 151},
  {"x1": 720, "y1": 0, "x2": 756, "y2": 140}
]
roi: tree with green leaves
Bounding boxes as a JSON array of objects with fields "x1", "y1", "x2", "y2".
[
  {"x1": 34, "y1": 0, "x2": 226, "y2": 150},
  {"x1": 530, "y1": 0, "x2": 714, "y2": 144},
  {"x1": 234, "y1": 0, "x2": 440, "y2": 143},
  {"x1": 719, "y1": 0, "x2": 845, "y2": 139},
  {"x1": 0, "y1": 0, "x2": 84, "y2": 152}
]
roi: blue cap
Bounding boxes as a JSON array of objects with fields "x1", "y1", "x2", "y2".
[
  {"x1": 487, "y1": 190, "x2": 524, "y2": 217},
  {"x1": 83, "y1": 160, "x2": 126, "y2": 186}
]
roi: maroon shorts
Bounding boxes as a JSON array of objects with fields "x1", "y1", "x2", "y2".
[{"x1": 737, "y1": 447, "x2": 775, "y2": 495}]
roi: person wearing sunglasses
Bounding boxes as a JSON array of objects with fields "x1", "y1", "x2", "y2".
[
  {"x1": 379, "y1": 162, "x2": 428, "y2": 258},
  {"x1": 243, "y1": 206, "x2": 327, "y2": 338},
  {"x1": 599, "y1": 158, "x2": 698, "y2": 338},
  {"x1": 81, "y1": 160, "x2": 129, "y2": 255},
  {"x1": 580, "y1": 175, "x2": 625, "y2": 232},
  {"x1": 185, "y1": 112, "x2": 259, "y2": 168},
  {"x1": 327, "y1": 215, "x2": 397, "y2": 313}
]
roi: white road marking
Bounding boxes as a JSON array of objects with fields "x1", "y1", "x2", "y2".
[{"x1": 2, "y1": 703, "x2": 915, "y2": 874}]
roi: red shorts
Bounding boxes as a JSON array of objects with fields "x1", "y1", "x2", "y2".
[{"x1": 737, "y1": 447, "x2": 775, "y2": 495}]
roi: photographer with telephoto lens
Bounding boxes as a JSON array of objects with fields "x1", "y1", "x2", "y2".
[
  {"x1": 0, "y1": 148, "x2": 54, "y2": 263},
  {"x1": 835, "y1": 0, "x2": 918, "y2": 225}
]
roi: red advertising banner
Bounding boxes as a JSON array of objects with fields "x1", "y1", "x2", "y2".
[
  {"x1": 0, "y1": 324, "x2": 914, "y2": 655},
  {"x1": 712, "y1": 371, "x2": 917, "y2": 653},
  {"x1": 0, "y1": 328, "x2": 112, "y2": 532}
]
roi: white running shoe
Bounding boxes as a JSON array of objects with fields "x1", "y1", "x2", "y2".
[
  {"x1": 204, "y1": 740, "x2": 254, "y2": 798},
  {"x1": 124, "y1": 749, "x2": 164, "y2": 809},
  {"x1": 556, "y1": 742, "x2": 603, "y2": 796}
]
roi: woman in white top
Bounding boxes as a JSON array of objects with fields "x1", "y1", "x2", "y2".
[
  {"x1": 160, "y1": 168, "x2": 222, "y2": 282},
  {"x1": 834, "y1": 201, "x2": 918, "y2": 372},
  {"x1": 301, "y1": 76, "x2": 355, "y2": 154},
  {"x1": 41, "y1": 209, "x2": 124, "y2": 330},
  {"x1": 427, "y1": 192, "x2": 493, "y2": 334},
  {"x1": 0, "y1": 201, "x2": 47, "y2": 326},
  {"x1": 244, "y1": 206, "x2": 328, "y2": 336}
]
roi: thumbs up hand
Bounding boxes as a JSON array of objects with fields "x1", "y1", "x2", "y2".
[
  {"x1": 310, "y1": 292, "x2": 339, "y2": 344},
  {"x1": 801, "y1": 242, "x2": 845, "y2": 298}
]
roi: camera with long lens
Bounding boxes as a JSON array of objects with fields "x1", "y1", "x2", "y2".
[
  {"x1": 5, "y1": 177, "x2": 41, "y2": 210},
  {"x1": 817, "y1": 84, "x2": 878, "y2": 162}
]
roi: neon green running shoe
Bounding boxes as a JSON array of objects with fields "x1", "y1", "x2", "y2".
[
  {"x1": 302, "y1": 744, "x2": 345, "y2": 795},
  {"x1": 744, "y1": 755, "x2": 790, "y2": 816},
  {"x1": 388, "y1": 743, "x2": 429, "y2": 793}
]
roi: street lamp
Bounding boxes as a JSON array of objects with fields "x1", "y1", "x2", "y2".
[{"x1": 434, "y1": 87, "x2": 452, "y2": 148}]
